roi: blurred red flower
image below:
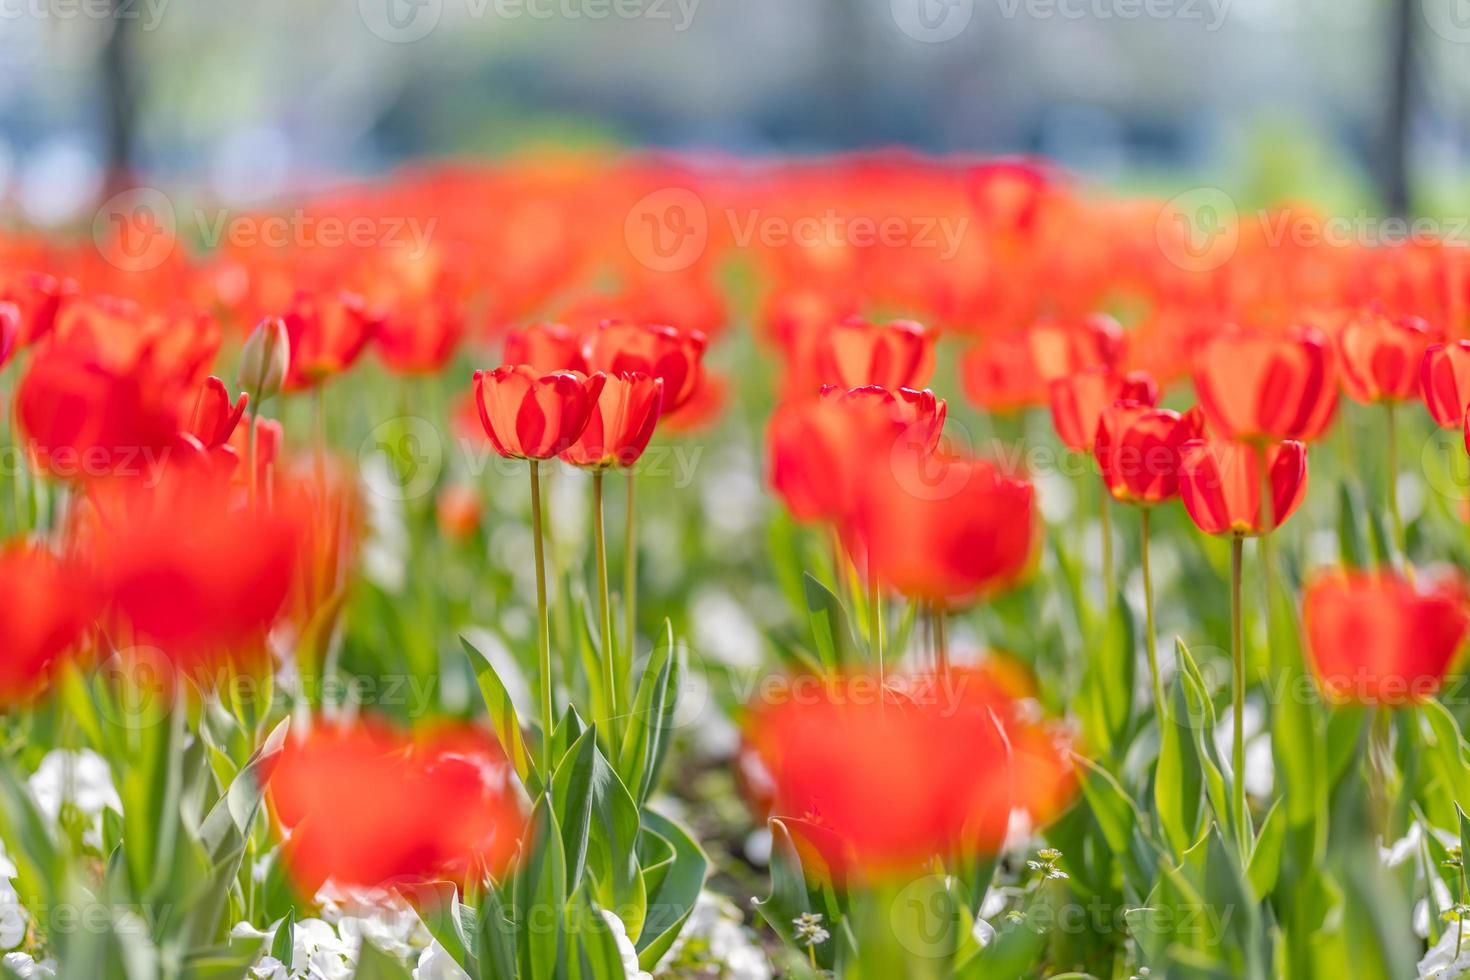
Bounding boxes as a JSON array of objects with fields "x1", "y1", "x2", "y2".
[
  {"x1": 473, "y1": 366, "x2": 603, "y2": 460},
  {"x1": 585, "y1": 321, "x2": 707, "y2": 412},
  {"x1": 0, "y1": 271, "x2": 69, "y2": 347},
  {"x1": 270, "y1": 720, "x2": 526, "y2": 893},
  {"x1": 560, "y1": 372, "x2": 664, "y2": 469},
  {"x1": 504, "y1": 321, "x2": 590, "y2": 374},
  {"x1": 816, "y1": 318, "x2": 934, "y2": 391},
  {"x1": 436, "y1": 485, "x2": 482, "y2": 542},
  {"x1": 1421, "y1": 340, "x2": 1470, "y2": 428},
  {"x1": 1193, "y1": 325, "x2": 1337, "y2": 441},
  {"x1": 1336, "y1": 309, "x2": 1438, "y2": 404},
  {"x1": 1048, "y1": 368, "x2": 1158, "y2": 452},
  {"x1": 1094, "y1": 402, "x2": 1204, "y2": 505},
  {"x1": 0, "y1": 303, "x2": 18, "y2": 369},
  {"x1": 176, "y1": 376, "x2": 249, "y2": 473},
  {"x1": 1304, "y1": 570, "x2": 1470, "y2": 705},
  {"x1": 376, "y1": 297, "x2": 464, "y2": 375},
  {"x1": 281, "y1": 291, "x2": 381, "y2": 390},
  {"x1": 1179, "y1": 439, "x2": 1307, "y2": 536},
  {"x1": 0, "y1": 545, "x2": 94, "y2": 703}
]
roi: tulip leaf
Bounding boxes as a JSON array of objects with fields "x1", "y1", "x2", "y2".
[
  {"x1": 1247, "y1": 799, "x2": 1285, "y2": 898},
  {"x1": 1336, "y1": 481, "x2": 1369, "y2": 569},
  {"x1": 634, "y1": 808, "x2": 707, "y2": 970},
  {"x1": 1078, "y1": 588, "x2": 1135, "y2": 763},
  {"x1": 352, "y1": 941, "x2": 414, "y2": 980},
  {"x1": 564, "y1": 885, "x2": 627, "y2": 980},
  {"x1": 462, "y1": 635, "x2": 540, "y2": 795},
  {"x1": 400, "y1": 882, "x2": 473, "y2": 972},
  {"x1": 514, "y1": 801, "x2": 566, "y2": 980},
  {"x1": 803, "y1": 572, "x2": 854, "y2": 670},
  {"x1": 618, "y1": 621, "x2": 681, "y2": 806},
  {"x1": 1155, "y1": 664, "x2": 1204, "y2": 857},
  {"x1": 476, "y1": 885, "x2": 517, "y2": 980}
]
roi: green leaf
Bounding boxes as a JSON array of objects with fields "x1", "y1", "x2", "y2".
[
  {"x1": 179, "y1": 935, "x2": 264, "y2": 980},
  {"x1": 1336, "y1": 481, "x2": 1369, "y2": 569},
  {"x1": 1247, "y1": 800, "x2": 1285, "y2": 898},
  {"x1": 553, "y1": 726, "x2": 599, "y2": 892},
  {"x1": 270, "y1": 910, "x2": 295, "y2": 967},
  {"x1": 199, "y1": 718, "x2": 289, "y2": 861},
  {"x1": 514, "y1": 801, "x2": 566, "y2": 980},
  {"x1": 618, "y1": 621, "x2": 680, "y2": 806},
  {"x1": 352, "y1": 942, "x2": 414, "y2": 980},
  {"x1": 463, "y1": 635, "x2": 540, "y2": 795},
  {"x1": 1155, "y1": 665, "x2": 1204, "y2": 857},
  {"x1": 1077, "y1": 587, "x2": 1135, "y2": 762},
  {"x1": 564, "y1": 886, "x2": 627, "y2": 980},
  {"x1": 804, "y1": 572, "x2": 854, "y2": 670},
  {"x1": 476, "y1": 886, "x2": 518, "y2": 980},
  {"x1": 634, "y1": 808, "x2": 707, "y2": 970},
  {"x1": 400, "y1": 882, "x2": 473, "y2": 972}
]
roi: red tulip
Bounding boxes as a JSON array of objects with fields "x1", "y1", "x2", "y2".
[
  {"x1": 585, "y1": 321, "x2": 706, "y2": 412},
  {"x1": 504, "y1": 322, "x2": 589, "y2": 374},
  {"x1": 1193, "y1": 325, "x2": 1338, "y2": 441},
  {"x1": 175, "y1": 377, "x2": 249, "y2": 473},
  {"x1": 845, "y1": 447, "x2": 1036, "y2": 605},
  {"x1": 376, "y1": 297, "x2": 464, "y2": 374},
  {"x1": 560, "y1": 372, "x2": 664, "y2": 468},
  {"x1": 84, "y1": 470, "x2": 306, "y2": 668},
  {"x1": 1337, "y1": 309, "x2": 1438, "y2": 404},
  {"x1": 1179, "y1": 439, "x2": 1307, "y2": 536},
  {"x1": 816, "y1": 318, "x2": 934, "y2": 391},
  {"x1": 437, "y1": 485, "x2": 482, "y2": 542},
  {"x1": 1421, "y1": 340, "x2": 1470, "y2": 428},
  {"x1": 0, "y1": 545, "x2": 95, "y2": 703},
  {"x1": 473, "y1": 366, "x2": 603, "y2": 460},
  {"x1": 1094, "y1": 403, "x2": 1204, "y2": 505},
  {"x1": 270, "y1": 720, "x2": 526, "y2": 893},
  {"x1": 281, "y1": 291, "x2": 381, "y2": 390},
  {"x1": 0, "y1": 303, "x2": 18, "y2": 369},
  {"x1": 964, "y1": 316, "x2": 1125, "y2": 414},
  {"x1": 768, "y1": 388, "x2": 944, "y2": 524},
  {"x1": 0, "y1": 271, "x2": 68, "y2": 347},
  {"x1": 1029, "y1": 313, "x2": 1125, "y2": 381},
  {"x1": 746, "y1": 668, "x2": 1070, "y2": 880},
  {"x1": 1304, "y1": 569, "x2": 1470, "y2": 705},
  {"x1": 1048, "y1": 369, "x2": 1158, "y2": 452}
]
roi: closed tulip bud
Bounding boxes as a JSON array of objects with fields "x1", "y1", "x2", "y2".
[
  {"x1": 237, "y1": 316, "x2": 290, "y2": 403},
  {"x1": 1421, "y1": 340, "x2": 1470, "y2": 428},
  {"x1": 1179, "y1": 439, "x2": 1307, "y2": 536}
]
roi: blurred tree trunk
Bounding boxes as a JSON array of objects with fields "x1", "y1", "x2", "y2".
[
  {"x1": 1383, "y1": 0, "x2": 1414, "y2": 214},
  {"x1": 101, "y1": 5, "x2": 139, "y2": 194}
]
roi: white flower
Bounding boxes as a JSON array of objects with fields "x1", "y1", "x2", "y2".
[
  {"x1": 414, "y1": 942, "x2": 472, "y2": 980},
  {"x1": 250, "y1": 955, "x2": 289, "y2": 980},
  {"x1": 1, "y1": 953, "x2": 55, "y2": 978},
  {"x1": 0, "y1": 879, "x2": 27, "y2": 949},
  {"x1": 598, "y1": 909, "x2": 651, "y2": 980},
  {"x1": 28, "y1": 750, "x2": 121, "y2": 849},
  {"x1": 1418, "y1": 921, "x2": 1470, "y2": 978},
  {"x1": 664, "y1": 892, "x2": 772, "y2": 980}
]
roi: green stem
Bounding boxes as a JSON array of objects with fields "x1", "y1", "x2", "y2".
[
  {"x1": 1386, "y1": 402, "x2": 1405, "y2": 564},
  {"x1": 624, "y1": 472, "x2": 638, "y2": 666},
  {"x1": 934, "y1": 604, "x2": 948, "y2": 675},
  {"x1": 869, "y1": 571, "x2": 885, "y2": 686},
  {"x1": 530, "y1": 461, "x2": 555, "y2": 781},
  {"x1": 1231, "y1": 533, "x2": 1247, "y2": 855},
  {"x1": 1100, "y1": 481, "x2": 1114, "y2": 608},
  {"x1": 1141, "y1": 508, "x2": 1165, "y2": 713},
  {"x1": 593, "y1": 472, "x2": 618, "y2": 739}
]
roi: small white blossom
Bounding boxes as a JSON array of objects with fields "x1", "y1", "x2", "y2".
[
  {"x1": 414, "y1": 942, "x2": 471, "y2": 980},
  {"x1": 598, "y1": 909, "x2": 652, "y2": 980},
  {"x1": 1, "y1": 953, "x2": 55, "y2": 978},
  {"x1": 28, "y1": 750, "x2": 121, "y2": 849}
]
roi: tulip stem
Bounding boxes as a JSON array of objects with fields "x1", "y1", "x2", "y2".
[
  {"x1": 624, "y1": 472, "x2": 638, "y2": 667},
  {"x1": 1100, "y1": 482, "x2": 1114, "y2": 608},
  {"x1": 934, "y1": 604, "x2": 948, "y2": 675},
  {"x1": 529, "y1": 460, "x2": 555, "y2": 781},
  {"x1": 1230, "y1": 533, "x2": 1247, "y2": 855},
  {"x1": 593, "y1": 471, "x2": 618, "y2": 740},
  {"x1": 1140, "y1": 509, "x2": 1165, "y2": 714},
  {"x1": 868, "y1": 571, "x2": 885, "y2": 686},
  {"x1": 1385, "y1": 402, "x2": 1405, "y2": 564}
]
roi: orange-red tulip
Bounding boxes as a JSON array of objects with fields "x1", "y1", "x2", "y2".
[
  {"x1": 0, "y1": 545, "x2": 94, "y2": 703},
  {"x1": 473, "y1": 365, "x2": 603, "y2": 460},
  {"x1": 1304, "y1": 570, "x2": 1470, "y2": 705},
  {"x1": 0, "y1": 303, "x2": 17, "y2": 368},
  {"x1": 1193, "y1": 325, "x2": 1337, "y2": 441},
  {"x1": 1094, "y1": 403, "x2": 1204, "y2": 505},
  {"x1": 281, "y1": 291, "x2": 380, "y2": 390},
  {"x1": 585, "y1": 321, "x2": 706, "y2": 412},
  {"x1": 0, "y1": 271, "x2": 68, "y2": 347},
  {"x1": 845, "y1": 447, "x2": 1036, "y2": 605},
  {"x1": 176, "y1": 376, "x2": 249, "y2": 473},
  {"x1": 746, "y1": 668, "x2": 1070, "y2": 880},
  {"x1": 1421, "y1": 340, "x2": 1470, "y2": 428},
  {"x1": 560, "y1": 372, "x2": 664, "y2": 469},
  {"x1": 1179, "y1": 439, "x2": 1306, "y2": 536},
  {"x1": 270, "y1": 720, "x2": 525, "y2": 893},
  {"x1": 436, "y1": 485, "x2": 482, "y2": 542},
  {"x1": 376, "y1": 297, "x2": 464, "y2": 374},
  {"x1": 504, "y1": 321, "x2": 589, "y2": 374},
  {"x1": 1048, "y1": 368, "x2": 1158, "y2": 452},
  {"x1": 816, "y1": 318, "x2": 934, "y2": 391},
  {"x1": 1336, "y1": 309, "x2": 1438, "y2": 404}
]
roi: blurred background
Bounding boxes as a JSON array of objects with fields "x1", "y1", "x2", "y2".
[{"x1": 0, "y1": 0, "x2": 1467, "y2": 223}]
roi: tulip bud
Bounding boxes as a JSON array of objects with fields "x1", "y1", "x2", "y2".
[{"x1": 237, "y1": 316, "x2": 290, "y2": 403}]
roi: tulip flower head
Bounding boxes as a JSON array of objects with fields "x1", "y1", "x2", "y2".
[
  {"x1": 1336, "y1": 309, "x2": 1438, "y2": 404},
  {"x1": 1193, "y1": 325, "x2": 1338, "y2": 441},
  {"x1": 504, "y1": 321, "x2": 590, "y2": 375},
  {"x1": 280, "y1": 291, "x2": 380, "y2": 391},
  {"x1": 1094, "y1": 402, "x2": 1204, "y2": 505},
  {"x1": 1048, "y1": 368, "x2": 1158, "y2": 452},
  {"x1": 816, "y1": 317, "x2": 935, "y2": 391},
  {"x1": 0, "y1": 302, "x2": 18, "y2": 369},
  {"x1": 1304, "y1": 569, "x2": 1470, "y2": 705},
  {"x1": 1421, "y1": 340, "x2": 1470, "y2": 428},
  {"x1": 585, "y1": 321, "x2": 706, "y2": 412},
  {"x1": 0, "y1": 545, "x2": 95, "y2": 703},
  {"x1": 270, "y1": 720, "x2": 526, "y2": 893},
  {"x1": 474, "y1": 365, "x2": 603, "y2": 460},
  {"x1": 560, "y1": 371, "x2": 664, "y2": 469},
  {"x1": 1179, "y1": 439, "x2": 1307, "y2": 536}
]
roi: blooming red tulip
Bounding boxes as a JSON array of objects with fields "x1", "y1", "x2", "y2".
[
  {"x1": 1179, "y1": 439, "x2": 1307, "y2": 536},
  {"x1": 768, "y1": 388, "x2": 944, "y2": 524},
  {"x1": 376, "y1": 298, "x2": 464, "y2": 374},
  {"x1": 845, "y1": 448, "x2": 1036, "y2": 605},
  {"x1": 0, "y1": 271, "x2": 68, "y2": 347},
  {"x1": 504, "y1": 321, "x2": 589, "y2": 374},
  {"x1": 0, "y1": 303, "x2": 18, "y2": 369},
  {"x1": 1048, "y1": 368, "x2": 1158, "y2": 452},
  {"x1": 1336, "y1": 309, "x2": 1437, "y2": 404},
  {"x1": 175, "y1": 377, "x2": 249, "y2": 473},
  {"x1": 0, "y1": 546, "x2": 95, "y2": 703},
  {"x1": 816, "y1": 318, "x2": 934, "y2": 391},
  {"x1": 1094, "y1": 403, "x2": 1204, "y2": 505},
  {"x1": 1421, "y1": 340, "x2": 1470, "y2": 428},
  {"x1": 473, "y1": 366, "x2": 603, "y2": 460},
  {"x1": 84, "y1": 470, "x2": 306, "y2": 668},
  {"x1": 1029, "y1": 313, "x2": 1125, "y2": 380},
  {"x1": 560, "y1": 372, "x2": 664, "y2": 469},
  {"x1": 1193, "y1": 325, "x2": 1338, "y2": 441},
  {"x1": 270, "y1": 720, "x2": 526, "y2": 893},
  {"x1": 1304, "y1": 570, "x2": 1470, "y2": 705},
  {"x1": 746, "y1": 668, "x2": 1070, "y2": 880},
  {"x1": 281, "y1": 291, "x2": 380, "y2": 390},
  {"x1": 585, "y1": 321, "x2": 706, "y2": 412}
]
